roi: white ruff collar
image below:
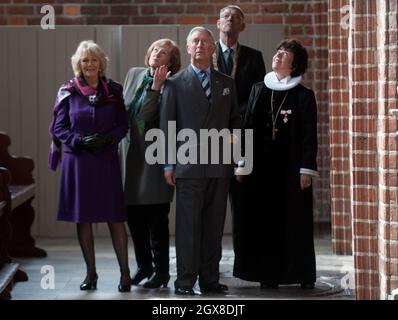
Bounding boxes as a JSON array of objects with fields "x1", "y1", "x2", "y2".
[{"x1": 264, "y1": 71, "x2": 302, "y2": 91}]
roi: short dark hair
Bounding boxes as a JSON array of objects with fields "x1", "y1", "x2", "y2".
[{"x1": 276, "y1": 39, "x2": 308, "y2": 77}]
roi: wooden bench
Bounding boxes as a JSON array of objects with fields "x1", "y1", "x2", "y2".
[
  {"x1": 0, "y1": 167, "x2": 25, "y2": 300},
  {"x1": 0, "y1": 132, "x2": 46, "y2": 258},
  {"x1": 0, "y1": 167, "x2": 11, "y2": 277}
]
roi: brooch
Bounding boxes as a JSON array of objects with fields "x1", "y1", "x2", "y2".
[
  {"x1": 280, "y1": 109, "x2": 292, "y2": 123},
  {"x1": 88, "y1": 94, "x2": 97, "y2": 104}
]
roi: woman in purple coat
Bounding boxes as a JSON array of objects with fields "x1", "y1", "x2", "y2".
[{"x1": 49, "y1": 40, "x2": 131, "y2": 292}]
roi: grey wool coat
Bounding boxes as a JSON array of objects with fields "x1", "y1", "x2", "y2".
[{"x1": 119, "y1": 67, "x2": 173, "y2": 205}]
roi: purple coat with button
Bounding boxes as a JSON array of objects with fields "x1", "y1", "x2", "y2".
[{"x1": 52, "y1": 79, "x2": 128, "y2": 223}]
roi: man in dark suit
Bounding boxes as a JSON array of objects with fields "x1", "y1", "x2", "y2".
[
  {"x1": 214, "y1": 5, "x2": 266, "y2": 116},
  {"x1": 160, "y1": 26, "x2": 242, "y2": 295},
  {"x1": 213, "y1": 5, "x2": 266, "y2": 274}
]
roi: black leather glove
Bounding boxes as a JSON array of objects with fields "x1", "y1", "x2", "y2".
[
  {"x1": 76, "y1": 133, "x2": 113, "y2": 153},
  {"x1": 75, "y1": 136, "x2": 88, "y2": 150},
  {"x1": 85, "y1": 133, "x2": 113, "y2": 152}
]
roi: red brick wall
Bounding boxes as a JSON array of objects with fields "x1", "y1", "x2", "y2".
[
  {"x1": 289, "y1": 1, "x2": 330, "y2": 224},
  {"x1": 330, "y1": 0, "x2": 398, "y2": 300},
  {"x1": 0, "y1": 0, "x2": 328, "y2": 26},
  {"x1": 377, "y1": 0, "x2": 398, "y2": 301}
]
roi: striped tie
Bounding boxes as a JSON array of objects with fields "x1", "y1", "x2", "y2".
[{"x1": 199, "y1": 71, "x2": 211, "y2": 101}]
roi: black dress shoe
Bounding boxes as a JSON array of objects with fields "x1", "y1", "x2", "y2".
[
  {"x1": 80, "y1": 273, "x2": 98, "y2": 291},
  {"x1": 260, "y1": 282, "x2": 279, "y2": 289},
  {"x1": 131, "y1": 268, "x2": 153, "y2": 285},
  {"x1": 200, "y1": 283, "x2": 228, "y2": 293},
  {"x1": 300, "y1": 282, "x2": 315, "y2": 289},
  {"x1": 174, "y1": 287, "x2": 196, "y2": 296},
  {"x1": 118, "y1": 274, "x2": 132, "y2": 292},
  {"x1": 118, "y1": 282, "x2": 131, "y2": 292},
  {"x1": 143, "y1": 273, "x2": 170, "y2": 288}
]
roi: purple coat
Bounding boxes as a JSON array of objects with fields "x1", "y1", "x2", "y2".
[{"x1": 52, "y1": 80, "x2": 128, "y2": 223}]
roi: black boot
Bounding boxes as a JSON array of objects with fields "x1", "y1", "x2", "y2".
[
  {"x1": 127, "y1": 205, "x2": 153, "y2": 285},
  {"x1": 143, "y1": 272, "x2": 170, "y2": 288},
  {"x1": 131, "y1": 267, "x2": 154, "y2": 285},
  {"x1": 147, "y1": 204, "x2": 170, "y2": 288},
  {"x1": 300, "y1": 282, "x2": 315, "y2": 289}
]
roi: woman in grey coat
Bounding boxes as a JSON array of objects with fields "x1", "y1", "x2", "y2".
[{"x1": 120, "y1": 39, "x2": 181, "y2": 288}]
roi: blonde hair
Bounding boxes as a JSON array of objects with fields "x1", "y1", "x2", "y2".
[
  {"x1": 71, "y1": 40, "x2": 109, "y2": 77},
  {"x1": 144, "y1": 39, "x2": 181, "y2": 75}
]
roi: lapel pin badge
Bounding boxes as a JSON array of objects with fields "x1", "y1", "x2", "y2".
[{"x1": 222, "y1": 88, "x2": 230, "y2": 96}]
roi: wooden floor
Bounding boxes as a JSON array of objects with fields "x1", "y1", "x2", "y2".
[{"x1": 10, "y1": 235, "x2": 354, "y2": 300}]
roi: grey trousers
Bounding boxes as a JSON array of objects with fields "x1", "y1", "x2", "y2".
[{"x1": 174, "y1": 178, "x2": 230, "y2": 289}]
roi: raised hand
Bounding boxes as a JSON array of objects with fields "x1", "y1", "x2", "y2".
[{"x1": 151, "y1": 65, "x2": 171, "y2": 91}]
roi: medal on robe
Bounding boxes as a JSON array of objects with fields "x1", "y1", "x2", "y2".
[{"x1": 280, "y1": 109, "x2": 292, "y2": 124}]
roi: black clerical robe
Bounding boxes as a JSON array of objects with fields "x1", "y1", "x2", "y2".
[{"x1": 233, "y1": 82, "x2": 318, "y2": 285}]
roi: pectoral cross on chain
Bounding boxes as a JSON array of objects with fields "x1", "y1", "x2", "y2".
[
  {"x1": 272, "y1": 125, "x2": 278, "y2": 140},
  {"x1": 270, "y1": 90, "x2": 288, "y2": 140}
]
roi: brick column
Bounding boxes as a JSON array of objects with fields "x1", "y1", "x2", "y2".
[
  {"x1": 329, "y1": 0, "x2": 352, "y2": 255},
  {"x1": 349, "y1": 0, "x2": 379, "y2": 300},
  {"x1": 377, "y1": 0, "x2": 398, "y2": 300}
]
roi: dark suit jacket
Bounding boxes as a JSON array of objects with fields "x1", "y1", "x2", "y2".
[
  {"x1": 214, "y1": 42, "x2": 266, "y2": 116},
  {"x1": 160, "y1": 65, "x2": 242, "y2": 179}
]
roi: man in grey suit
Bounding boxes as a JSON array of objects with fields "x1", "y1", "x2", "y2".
[{"x1": 160, "y1": 26, "x2": 242, "y2": 295}]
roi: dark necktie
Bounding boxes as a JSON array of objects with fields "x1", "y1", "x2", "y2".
[
  {"x1": 226, "y1": 48, "x2": 233, "y2": 75},
  {"x1": 199, "y1": 71, "x2": 211, "y2": 101}
]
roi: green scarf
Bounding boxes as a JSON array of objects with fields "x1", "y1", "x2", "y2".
[{"x1": 130, "y1": 68, "x2": 153, "y2": 135}]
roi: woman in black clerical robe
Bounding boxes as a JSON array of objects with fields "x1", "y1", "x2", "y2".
[{"x1": 233, "y1": 39, "x2": 318, "y2": 289}]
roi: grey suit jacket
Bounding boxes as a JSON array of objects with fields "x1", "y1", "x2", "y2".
[
  {"x1": 119, "y1": 67, "x2": 173, "y2": 205},
  {"x1": 160, "y1": 65, "x2": 242, "y2": 178}
]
